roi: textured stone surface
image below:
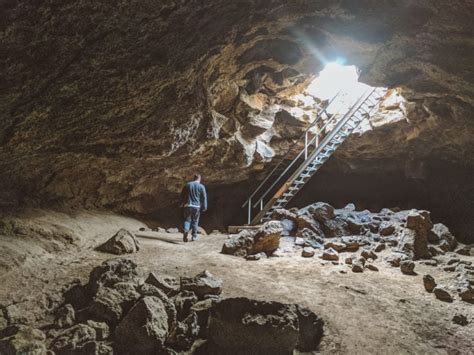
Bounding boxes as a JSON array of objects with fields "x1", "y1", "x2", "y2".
[
  {"x1": 0, "y1": 2, "x2": 473, "y2": 242},
  {"x1": 114, "y1": 296, "x2": 170, "y2": 353},
  {"x1": 222, "y1": 221, "x2": 282, "y2": 257},
  {"x1": 208, "y1": 297, "x2": 299, "y2": 353},
  {"x1": 0, "y1": 325, "x2": 46, "y2": 355},
  {"x1": 96, "y1": 229, "x2": 140, "y2": 255}
]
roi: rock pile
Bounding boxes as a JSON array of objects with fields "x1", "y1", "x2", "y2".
[
  {"x1": 0, "y1": 258, "x2": 325, "y2": 354},
  {"x1": 252, "y1": 202, "x2": 474, "y2": 303}
]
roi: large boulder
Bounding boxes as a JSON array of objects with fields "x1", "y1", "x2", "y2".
[
  {"x1": 398, "y1": 211, "x2": 432, "y2": 260},
  {"x1": 114, "y1": 296, "x2": 170, "y2": 353},
  {"x1": 87, "y1": 282, "x2": 140, "y2": 326},
  {"x1": 96, "y1": 228, "x2": 140, "y2": 255},
  {"x1": 207, "y1": 297, "x2": 299, "y2": 354},
  {"x1": 271, "y1": 209, "x2": 297, "y2": 236},
  {"x1": 222, "y1": 221, "x2": 282, "y2": 257},
  {"x1": 0, "y1": 325, "x2": 47, "y2": 355},
  {"x1": 306, "y1": 202, "x2": 335, "y2": 222},
  {"x1": 180, "y1": 270, "x2": 223, "y2": 299},
  {"x1": 87, "y1": 258, "x2": 139, "y2": 295}
]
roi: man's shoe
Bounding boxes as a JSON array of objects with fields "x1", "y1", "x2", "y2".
[
  {"x1": 183, "y1": 232, "x2": 189, "y2": 243},
  {"x1": 191, "y1": 236, "x2": 198, "y2": 242}
]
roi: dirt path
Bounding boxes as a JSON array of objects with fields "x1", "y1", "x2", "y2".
[{"x1": 1, "y1": 220, "x2": 473, "y2": 354}]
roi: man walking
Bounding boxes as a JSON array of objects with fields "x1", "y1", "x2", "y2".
[{"x1": 180, "y1": 174, "x2": 207, "y2": 242}]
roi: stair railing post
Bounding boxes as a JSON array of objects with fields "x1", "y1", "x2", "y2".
[
  {"x1": 304, "y1": 132, "x2": 308, "y2": 160},
  {"x1": 247, "y1": 198, "x2": 252, "y2": 225}
]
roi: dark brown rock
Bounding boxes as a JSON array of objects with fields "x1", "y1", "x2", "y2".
[
  {"x1": 400, "y1": 260, "x2": 416, "y2": 275},
  {"x1": 433, "y1": 286, "x2": 453, "y2": 303},
  {"x1": 423, "y1": 275, "x2": 436, "y2": 293}
]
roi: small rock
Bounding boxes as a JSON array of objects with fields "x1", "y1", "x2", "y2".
[
  {"x1": 420, "y1": 259, "x2": 438, "y2": 266},
  {"x1": 180, "y1": 270, "x2": 223, "y2": 299},
  {"x1": 379, "y1": 222, "x2": 395, "y2": 236},
  {"x1": 321, "y1": 248, "x2": 339, "y2": 261},
  {"x1": 384, "y1": 252, "x2": 408, "y2": 267},
  {"x1": 458, "y1": 285, "x2": 474, "y2": 303},
  {"x1": 302, "y1": 247, "x2": 315, "y2": 258},
  {"x1": 400, "y1": 260, "x2": 416, "y2": 275},
  {"x1": 447, "y1": 257, "x2": 461, "y2": 265},
  {"x1": 452, "y1": 314, "x2": 469, "y2": 326},
  {"x1": 433, "y1": 286, "x2": 453, "y2": 302},
  {"x1": 443, "y1": 265, "x2": 457, "y2": 272},
  {"x1": 374, "y1": 243, "x2": 386, "y2": 253},
  {"x1": 366, "y1": 264, "x2": 379, "y2": 272},
  {"x1": 324, "y1": 241, "x2": 346, "y2": 252},
  {"x1": 294, "y1": 237, "x2": 305, "y2": 246},
  {"x1": 361, "y1": 249, "x2": 378, "y2": 260},
  {"x1": 423, "y1": 275, "x2": 437, "y2": 293},
  {"x1": 96, "y1": 229, "x2": 140, "y2": 255},
  {"x1": 167, "y1": 228, "x2": 180, "y2": 233},
  {"x1": 456, "y1": 245, "x2": 473, "y2": 256},
  {"x1": 245, "y1": 252, "x2": 267, "y2": 261},
  {"x1": 352, "y1": 258, "x2": 365, "y2": 273}
]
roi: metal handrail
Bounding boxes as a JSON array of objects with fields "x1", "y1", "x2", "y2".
[
  {"x1": 240, "y1": 92, "x2": 341, "y2": 209},
  {"x1": 253, "y1": 88, "x2": 374, "y2": 209}
]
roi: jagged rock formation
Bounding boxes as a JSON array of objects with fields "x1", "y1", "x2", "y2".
[
  {"x1": 0, "y1": 258, "x2": 325, "y2": 353},
  {"x1": 1, "y1": 1, "x2": 473, "y2": 240}
]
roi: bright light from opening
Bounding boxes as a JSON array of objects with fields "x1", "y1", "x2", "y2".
[{"x1": 306, "y1": 62, "x2": 374, "y2": 113}]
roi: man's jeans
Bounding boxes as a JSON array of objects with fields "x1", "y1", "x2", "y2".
[{"x1": 183, "y1": 207, "x2": 200, "y2": 240}]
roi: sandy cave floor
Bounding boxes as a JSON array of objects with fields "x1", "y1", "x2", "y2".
[{"x1": 0, "y1": 212, "x2": 473, "y2": 355}]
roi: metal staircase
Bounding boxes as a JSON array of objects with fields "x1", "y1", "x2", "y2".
[{"x1": 242, "y1": 87, "x2": 386, "y2": 225}]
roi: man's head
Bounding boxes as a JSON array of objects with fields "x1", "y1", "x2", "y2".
[{"x1": 193, "y1": 174, "x2": 201, "y2": 182}]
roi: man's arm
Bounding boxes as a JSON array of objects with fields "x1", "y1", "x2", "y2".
[{"x1": 201, "y1": 185, "x2": 208, "y2": 211}]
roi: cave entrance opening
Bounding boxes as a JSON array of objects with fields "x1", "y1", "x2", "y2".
[{"x1": 306, "y1": 62, "x2": 387, "y2": 114}]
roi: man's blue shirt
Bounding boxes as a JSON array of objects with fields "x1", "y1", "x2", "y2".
[{"x1": 180, "y1": 181, "x2": 207, "y2": 210}]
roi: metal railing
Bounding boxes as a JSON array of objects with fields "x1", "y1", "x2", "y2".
[{"x1": 242, "y1": 88, "x2": 385, "y2": 225}]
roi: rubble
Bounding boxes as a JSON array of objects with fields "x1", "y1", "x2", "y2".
[
  {"x1": 263, "y1": 202, "x2": 473, "y2": 303},
  {"x1": 0, "y1": 258, "x2": 325, "y2": 353}
]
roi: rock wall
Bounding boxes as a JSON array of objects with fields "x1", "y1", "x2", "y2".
[{"x1": 0, "y1": 1, "x2": 473, "y2": 239}]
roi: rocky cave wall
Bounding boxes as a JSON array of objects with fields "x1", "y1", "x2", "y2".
[{"x1": 1, "y1": 1, "x2": 473, "y2": 240}]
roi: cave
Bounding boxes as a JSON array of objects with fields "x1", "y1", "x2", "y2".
[{"x1": 0, "y1": 1, "x2": 473, "y2": 354}]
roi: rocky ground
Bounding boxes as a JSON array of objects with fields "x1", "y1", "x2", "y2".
[{"x1": 0, "y1": 206, "x2": 473, "y2": 354}]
